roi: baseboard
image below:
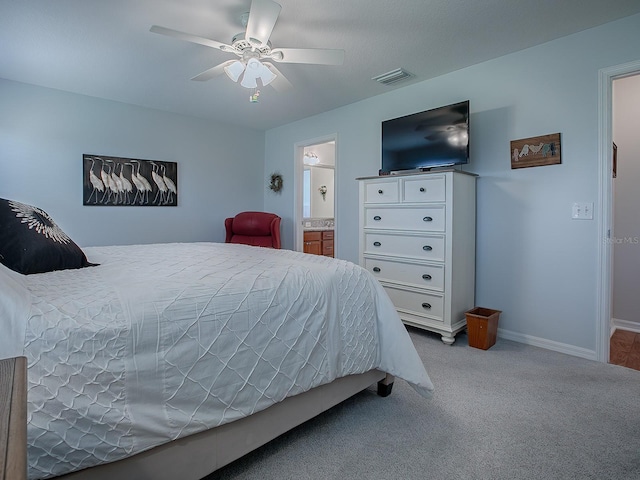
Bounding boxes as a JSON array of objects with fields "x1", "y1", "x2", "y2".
[
  {"x1": 611, "y1": 318, "x2": 640, "y2": 334},
  {"x1": 497, "y1": 328, "x2": 597, "y2": 361}
]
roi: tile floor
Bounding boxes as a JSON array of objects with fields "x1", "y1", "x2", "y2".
[{"x1": 609, "y1": 329, "x2": 640, "y2": 371}]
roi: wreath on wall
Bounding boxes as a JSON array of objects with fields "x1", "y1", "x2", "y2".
[{"x1": 269, "y1": 173, "x2": 283, "y2": 193}]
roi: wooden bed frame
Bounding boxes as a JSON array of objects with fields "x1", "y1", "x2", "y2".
[
  {"x1": 0, "y1": 357, "x2": 27, "y2": 480},
  {"x1": 44, "y1": 370, "x2": 394, "y2": 480}
]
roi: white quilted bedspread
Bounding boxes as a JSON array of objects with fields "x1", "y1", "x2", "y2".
[{"x1": 0, "y1": 243, "x2": 433, "y2": 479}]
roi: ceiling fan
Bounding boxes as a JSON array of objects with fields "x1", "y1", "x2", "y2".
[{"x1": 150, "y1": 0, "x2": 345, "y2": 93}]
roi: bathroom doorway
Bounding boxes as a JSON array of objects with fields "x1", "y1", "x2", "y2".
[
  {"x1": 294, "y1": 136, "x2": 336, "y2": 257},
  {"x1": 597, "y1": 60, "x2": 640, "y2": 363}
]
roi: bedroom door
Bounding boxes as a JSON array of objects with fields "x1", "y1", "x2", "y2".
[{"x1": 295, "y1": 137, "x2": 337, "y2": 256}]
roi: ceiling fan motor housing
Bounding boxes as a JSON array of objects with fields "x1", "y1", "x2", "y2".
[{"x1": 233, "y1": 32, "x2": 277, "y2": 58}]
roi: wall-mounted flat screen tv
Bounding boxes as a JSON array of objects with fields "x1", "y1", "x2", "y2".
[{"x1": 381, "y1": 100, "x2": 469, "y2": 174}]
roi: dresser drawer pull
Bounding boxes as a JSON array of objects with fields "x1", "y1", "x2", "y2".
[
  {"x1": 423, "y1": 245, "x2": 432, "y2": 251},
  {"x1": 421, "y1": 302, "x2": 432, "y2": 310},
  {"x1": 373, "y1": 241, "x2": 382, "y2": 247},
  {"x1": 373, "y1": 267, "x2": 381, "y2": 273},
  {"x1": 422, "y1": 274, "x2": 432, "y2": 280},
  {"x1": 378, "y1": 189, "x2": 383, "y2": 194},
  {"x1": 419, "y1": 187, "x2": 425, "y2": 192},
  {"x1": 373, "y1": 215, "x2": 382, "y2": 221},
  {"x1": 423, "y1": 216, "x2": 433, "y2": 222}
]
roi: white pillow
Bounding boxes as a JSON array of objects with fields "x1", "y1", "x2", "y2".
[{"x1": 0, "y1": 262, "x2": 30, "y2": 360}]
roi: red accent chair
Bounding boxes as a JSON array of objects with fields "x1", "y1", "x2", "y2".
[{"x1": 224, "y1": 211, "x2": 282, "y2": 249}]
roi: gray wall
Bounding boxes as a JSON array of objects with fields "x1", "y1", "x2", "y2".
[
  {"x1": 0, "y1": 79, "x2": 266, "y2": 247},
  {"x1": 612, "y1": 74, "x2": 640, "y2": 328},
  {"x1": 264, "y1": 13, "x2": 640, "y2": 357}
]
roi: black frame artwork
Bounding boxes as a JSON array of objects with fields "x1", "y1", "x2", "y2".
[{"x1": 83, "y1": 154, "x2": 178, "y2": 206}]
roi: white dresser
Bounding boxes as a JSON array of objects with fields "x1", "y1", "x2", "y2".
[{"x1": 358, "y1": 170, "x2": 476, "y2": 344}]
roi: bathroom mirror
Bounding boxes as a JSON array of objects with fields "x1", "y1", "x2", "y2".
[{"x1": 302, "y1": 143, "x2": 335, "y2": 220}]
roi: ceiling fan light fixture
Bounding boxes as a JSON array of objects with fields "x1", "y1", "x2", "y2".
[
  {"x1": 240, "y1": 58, "x2": 261, "y2": 88},
  {"x1": 241, "y1": 75, "x2": 258, "y2": 89},
  {"x1": 240, "y1": 63, "x2": 259, "y2": 88},
  {"x1": 239, "y1": 58, "x2": 276, "y2": 88},
  {"x1": 258, "y1": 62, "x2": 277, "y2": 86},
  {"x1": 224, "y1": 60, "x2": 245, "y2": 82},
  {"x1": 246, "y1": 57, "x2": 261, "y2": 70}
]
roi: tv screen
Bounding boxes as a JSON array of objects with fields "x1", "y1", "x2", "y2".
[{"x1": 381, "y1": 100, "x2": 469, "y2": 173}]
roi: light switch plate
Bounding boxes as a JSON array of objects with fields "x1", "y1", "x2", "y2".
[{"x1": 572, "y1": 202, "x2": 593, "y2": 220}]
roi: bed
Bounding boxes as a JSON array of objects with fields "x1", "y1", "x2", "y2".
[{"x1": 1, "y1": 240, "x2": 434, "y2": 480}]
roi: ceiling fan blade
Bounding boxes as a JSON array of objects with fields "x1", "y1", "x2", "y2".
[
  {"x1": 262, "y1": 62, "x2": 293, "y2": 92},
  {"x1": 245, "y1": 0, "x2": 281, "y2": 47},
  {"x1": 150, "y1": 25, "x2": 234, "y2": 53},
  {"x1": 270, "y1": 48, "x2": 345, "y2": 65},
  {"x1": 190, "y1": 60, "x2": 235, "y2": 81}
]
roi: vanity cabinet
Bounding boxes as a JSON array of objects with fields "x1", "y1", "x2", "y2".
[
  {"x1": 358, "y1": 171, "x2": 476, "y2": 344},
  {"x1": 321, "y1": 230, "x2": 334, "y2": 257},
  {"x1": 303, "y1": 231, "x2": 322, "y2": 255},
  {"x1": 304, "y1": 230, "x2": 334, "y2": 258}
]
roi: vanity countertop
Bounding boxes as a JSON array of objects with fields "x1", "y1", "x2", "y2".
[
  {"x1": 304, "y1": 228, "x2": 333, "y2": 232},
  {"x1": 303, "y1": 219, "x2": 334, "y2": 231}
]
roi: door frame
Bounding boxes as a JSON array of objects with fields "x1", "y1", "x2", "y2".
[
  {"x1": 596, "y1": 59, "x2": 640, "y2": 362},
  {"x1": 293, "y1": 134, "x2": 338, "y2": 254}
]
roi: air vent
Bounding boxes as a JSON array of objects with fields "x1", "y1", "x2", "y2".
[{"x1": 372, "y1": 68, "x2": 413, "y2": 86}]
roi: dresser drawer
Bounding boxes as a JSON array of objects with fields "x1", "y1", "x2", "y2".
[
  {"x1": 384, "y1": 286, "x2": 444, "y2": 322},
  {"x1": 364, "y1": 181, "x2": 399, "y2": 203},
  {"x1": 364, "y1": 232, "x2": 445, "y2": 261},
  {"x1": 402, "y1": 175, "x2": 446, "y2": 203},
  {"x1": 364, "y1": 258, "x2": 444, "y2": 291},
  {"x1": 364, "y1": 205, "x2": 445, "y2": 232}
]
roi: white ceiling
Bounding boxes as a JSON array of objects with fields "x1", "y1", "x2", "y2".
[{"x1": 2, "y1": 0, "x2": 640, "y2": 131}]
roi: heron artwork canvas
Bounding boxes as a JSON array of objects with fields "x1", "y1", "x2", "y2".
[{"x1": 83, "y1": 154, "x2": 178, "y2": 206}]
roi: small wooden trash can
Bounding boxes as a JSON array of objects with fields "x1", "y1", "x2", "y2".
[{"x1": 465, "y1": 307, "x2": 501, "y2": 350}]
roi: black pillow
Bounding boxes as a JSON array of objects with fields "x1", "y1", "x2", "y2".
[{"x1": 0, "y1": 198, "x2": 97, "y2": 275}]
